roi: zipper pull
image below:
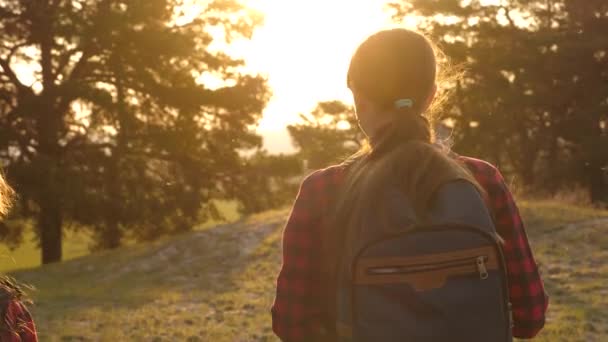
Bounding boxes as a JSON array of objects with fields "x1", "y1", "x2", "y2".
[{"x1": 476, "y1": 256, "x2": 489, "y2": 279}]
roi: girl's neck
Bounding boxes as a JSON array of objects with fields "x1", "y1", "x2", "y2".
[{"x1": 368, "y1": 121, "x2": 394, "y2": 147}]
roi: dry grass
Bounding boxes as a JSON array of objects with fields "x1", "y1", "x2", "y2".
[
  {"x1": 4, "y1": 201, "x2": 608, "y2": 341},
  {"x1": 516, "y1": 201, "x2": 608, "y2": 342}
]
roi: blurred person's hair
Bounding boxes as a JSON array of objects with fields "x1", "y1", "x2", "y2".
[
  {"x1": 0, "y1": 173, "x2": 30, "y2": 330},
  {"x1": 0, "y1": 173, "x2": 14, "y2": 219}
]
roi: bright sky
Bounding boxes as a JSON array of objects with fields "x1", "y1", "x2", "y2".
[
  {"x1": 234, "y1": 0, "x2": 511, "y2": 134},
  {"x1": 232, "y1": 0, "x2": 403, "y2": 133}
]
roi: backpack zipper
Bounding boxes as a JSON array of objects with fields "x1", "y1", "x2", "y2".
[
  {"x1": 367, "y1": 255, "x2": 490, "y2": 280},
  {"x1": 476, "y1": 256, "x2": 489, "y2": 279}
]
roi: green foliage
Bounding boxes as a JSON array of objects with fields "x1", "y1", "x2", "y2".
[
  {"x1": 0, "y1": 218, "x2": 29, "y2": 250},
  {"x1": 227, "y1": 151, "x2": 303, "y2": 215},
  {"x1": 389, "y1": 0, "x2": 608, "y2": 202},
  {"x1": 288, "y1": 101, "x2": 364, "y2": 169},
  {"x1": 0, "y1": 0, "x2": 270, "y2": 261}
]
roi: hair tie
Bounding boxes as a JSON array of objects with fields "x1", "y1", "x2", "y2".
[{"x1": 394, "y1": 98, "x2": 414, "y2": 109}]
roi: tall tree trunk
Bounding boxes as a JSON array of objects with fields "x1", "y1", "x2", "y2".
[
  {"x1": 37, "y1": 130, "x2": 64, "y2": 264},
  {"x1": 97, "y1": 57, "x2": 130, "y2": 249},
  {"x1": 33, "y1": 0, "x2": 64, "y2": 264},
  {"x1": 39, "y1": 182, "x2": 62, "y2": 264},
  {"x1": 98, "y1": 220, "x2": 122, "y2": 250},
  {"x1": 101, "y1": 157, "x2": 123, "y2": 250}
]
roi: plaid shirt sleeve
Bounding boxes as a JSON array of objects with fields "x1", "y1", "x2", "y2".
[
  {"x1": 271, "y1": 167, "x2": 343, "y2": 342},
  {"x1": 1, "y1": 300, "x2": 38, "y2": 342},
  {"x1": 461, "y1": 157, "x2": 549, "y2": 338}
]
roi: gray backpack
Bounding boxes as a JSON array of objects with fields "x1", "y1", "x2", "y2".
[{"x1": 335, "y1": 180, "x2": 512, "y2": 341}]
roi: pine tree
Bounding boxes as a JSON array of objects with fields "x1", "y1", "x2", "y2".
[{"x1": 0, "y1": 0, "x2": 270, "y2": 262}]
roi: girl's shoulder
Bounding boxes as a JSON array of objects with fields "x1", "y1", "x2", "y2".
[
  {"x1": 301, "y1": 164, "x2": 348, "y2": 189},
  {"x1": 454, "y1": 156, "x2": 516, "y2": 208},
  {"x1": 456, "y1": 156, "x2": 499, "y2": 174},
  {"x1": 455, "y1": 156, "x2": 503, "y2": 184}
]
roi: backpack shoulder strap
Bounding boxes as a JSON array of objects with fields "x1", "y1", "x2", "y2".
[{"x1": 426, "y1": 179, "x2": 496, "y2": 233}]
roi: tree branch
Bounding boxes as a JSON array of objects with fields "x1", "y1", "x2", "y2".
[
  {"x1": 61, "y1": 131, "x2": 116, "y2": 154},
  {"x1": 545, "y1": 0, "x2": 554, "y2": 29},
  {"x1": 500, "y1": 5, "x2": 516, "y2": 28},
  {"x1": 55, "y1": 47, "x2": 83, "y2": 80},
  {"x1": 5, "y1": 42, "x2": 30, "y2": 63},
  {"x1": 65, "y1": 0, "x2": 113, "y2": 83},
  {"x1": 66, "y1": 48, "x2": 91, "y2": 83}
]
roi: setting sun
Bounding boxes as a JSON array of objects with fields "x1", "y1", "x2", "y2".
[{"x1": 235, "y1": 0, "x2": 398, "y2": 132}]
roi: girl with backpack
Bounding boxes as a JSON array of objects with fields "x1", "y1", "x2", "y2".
[{"x1": 272, "y1": 29, "x2": 548, "y2": 341}]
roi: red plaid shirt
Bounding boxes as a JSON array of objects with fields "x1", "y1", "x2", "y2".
[
  {"x1": 272, "y1": 156, "x2": 548, "y2": 341},
  {"x1": 1, "y1": 300, "x2": 38, "y2": 342}
]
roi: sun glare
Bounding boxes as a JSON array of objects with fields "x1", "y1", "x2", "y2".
[{"x1": 231, "y1": 0, "x2": 399, "y2": 132}]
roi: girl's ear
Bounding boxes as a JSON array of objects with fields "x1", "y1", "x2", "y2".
[
  {"x1": 422, "y1": 84, "x2": 437, "y2": 112},
  {"x1": 352, "y1": 89, "x2": 370, "y2": 120},
  {"x1": 352, "y1": 90, "x2": 375, "y2": 136},
  {"x1": 354, "y1": 95, "x2": 369, "y2": 115}
]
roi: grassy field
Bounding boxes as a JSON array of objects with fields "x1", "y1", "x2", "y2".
[
  {"x1": 0, "y1": 201, "x2": 240, "y2": 274},
  {"x1": 1, "y1": 229, "x2": 95, "y2": 274},
  {"x1": 4, "y1": 200, "x2": 608, "y2": 341}
]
